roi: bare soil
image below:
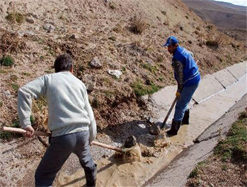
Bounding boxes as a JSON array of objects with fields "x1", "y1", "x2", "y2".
[{"x1": 0, "y1": 0, "x2": 246, "y2": 186}]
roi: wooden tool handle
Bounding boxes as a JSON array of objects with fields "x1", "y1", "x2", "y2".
[
  {"x1": 2, "y1": 126, "x2": 51, "y2": 137},
  {"x1": 163, "y1": 96, "x2": 178, "y2": 124},
  {"x1": 91, "y1": 141, "x2": 124, "y2": 153},
  {"x1": 2, "y1": 126, "x2": 125, "y2": 153}
]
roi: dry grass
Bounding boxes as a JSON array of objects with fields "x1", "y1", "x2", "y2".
[
  {"x1": 129, "y1": 15, "x2": 148, "y2": 34},
  {"x1": 0, "y1": 32, "x2": 27, "y2": 53}
]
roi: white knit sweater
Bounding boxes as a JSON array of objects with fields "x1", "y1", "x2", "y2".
[{"x1": 18, "y1": 71, "x2": 97, "y2": 141}]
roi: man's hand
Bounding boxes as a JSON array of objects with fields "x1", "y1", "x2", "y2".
[
  {"x1": 24, "y1": 126, "x2": 35, "y2": 138},
  {"x1": 176, "y1": 91, "x2": 181, "y2": 98}
]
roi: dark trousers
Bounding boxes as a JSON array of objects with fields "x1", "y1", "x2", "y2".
[{"x1": 35, "y1": 131, "x2": 97, "y2": 187}]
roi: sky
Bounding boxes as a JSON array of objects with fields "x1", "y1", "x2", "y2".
[{"x1": 213, "y1": 0, "x2": 247, "y2": 6}]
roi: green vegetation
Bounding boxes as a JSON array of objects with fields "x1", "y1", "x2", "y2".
[
  {"x1": 0, "y1": 101, "x2": 3, "y2": 108},
  {"x1": 141, "y1": 63, "x2": 158, "y2": 73},
  {"x1": 188, "y1": 108, "x2": 247, "y2": 183},
  {"x1": 10, "y1": 74, "x2": 18, "y2": 81},
  {"x1": 214, "y1": 112, "x2": 247, "y2": 163},
  {"x1": 10, "y1": 83, "x2": 19, "y2": 92},
  {"x1": 0, "y1": 55, "x2": 14, "y2": 67},
  {"x1": 0, "y1": 120, "x2": 20, "y2": 140},
  {"x1": 22, "y1": 72, "x2": 31, "y2": 76},
  {"x1": 6, "y1": 12, "x2": 25, "y2": 24},
  {"x1": 188, "y1": 161, "x2": 207, "y2": 178},
  {"x1": 132, "y1": 81, "x2": 162, "y2": 96},
  {"x1": 0, "y1": 69, "x2": 7, "y2": 74}
]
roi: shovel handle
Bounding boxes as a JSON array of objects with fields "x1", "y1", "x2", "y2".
[
  {"x1": 91, "y1": 141, "x2": 124, "y2": 153},
  {"x1": 2, "y1": 126, "x2": 125, "y2": 153},
  {"x1": 2, "y1": 126, "x2": 51, "y2": 137},
  {"x1": 163, "y1": 96, "x2": 178, "y2": 124}
]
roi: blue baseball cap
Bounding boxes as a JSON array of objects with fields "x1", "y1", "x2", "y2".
[{"x1": 163, "y1": 36, "x2": 178, "y2": 47}]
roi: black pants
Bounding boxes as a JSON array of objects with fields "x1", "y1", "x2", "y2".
[{"x1": 35, "y1": 131, "x2": 97, "y2": 186}]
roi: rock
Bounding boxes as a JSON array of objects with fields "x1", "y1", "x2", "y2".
[
  {"x1": 26, "y1": 18, "x2": 35, "y2": 24},
  {"x1": 43, "y1": 24, "x2": 55, "y2": 32},
  {"x1": 17, "y1": 30, "x2": 35, "y2": 37},
  {"x1": 3, "y1": 90, "x2": 11, "y2": 98},
  {"x1": 90, "y1": 57, "x2": 102, "y2": 68},
  {"x1": 69, "y1": 34, "x2": 79, "y2": 39},
  {"x1": 107, "y1": 70, "x2": 122, "y2": 79}
]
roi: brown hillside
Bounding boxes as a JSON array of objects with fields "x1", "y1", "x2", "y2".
[{"x1": 0, "y1": 0, "x2": 246, "y2": 132}]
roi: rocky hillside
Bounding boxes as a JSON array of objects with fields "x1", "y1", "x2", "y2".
[{"x1": 0, "y1": 0, "x2": 246, "y2": 133}]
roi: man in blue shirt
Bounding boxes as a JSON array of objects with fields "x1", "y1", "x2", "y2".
[{"x1": 162, "y1": 36, "x2": 200, "y2": 135}]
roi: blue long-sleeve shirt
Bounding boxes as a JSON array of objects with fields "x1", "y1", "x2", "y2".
[{"x1": 172, "y1": 46, "x2": 200, "y2": 92}]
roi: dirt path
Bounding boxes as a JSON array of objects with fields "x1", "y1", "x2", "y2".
[{"x1": 143, "y1": 94, "x2": 247, "y2": 187}]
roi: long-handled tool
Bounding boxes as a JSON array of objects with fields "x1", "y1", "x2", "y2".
[
  {"x1": 1, "y1": 126, "x2": 126, "y2": 153},
  {"x1": 160, "y1": 96, "x2": 178, "y2": 129}
]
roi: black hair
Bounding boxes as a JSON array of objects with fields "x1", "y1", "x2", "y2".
[{"x1": 54, "y1": 54, "x2": 73, "y2": 73}]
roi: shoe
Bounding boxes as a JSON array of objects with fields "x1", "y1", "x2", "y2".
[
  {"x1": 182, "y1": 109, "x2": 189, "y2": 124},
  {"x1": 167, "y1": 120, "x2": 181, "y2": 136}
]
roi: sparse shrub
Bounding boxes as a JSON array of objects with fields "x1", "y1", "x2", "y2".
[
  {"x1": 6, "y1": 12, "x2": 25, "y2": 24},
  {"x1": 0, "y1": 32, "x2": 27, "y2": 53},
  {"x1": 0, "y1": 101, "x2": 3, "y2": 108},
  {"x1": 129, "y1": 15, "x2": 147, "y2": 34},
  {"x1": 109, "y1": 2, "x2": 116, "y2": 9},
  {"x1": 206, "y1": 40, "x2": 219, "y2": 48},
  {"x1": 189, "y1": 167, "x2": 199, "y2": 178},
  {"x1": 0, "y1": 55, "x2": 14, "y2": 66},
  {"x1": 10, "y1": 74, "x2": 18, "y2": 81}
]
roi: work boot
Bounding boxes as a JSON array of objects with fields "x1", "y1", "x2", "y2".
[
  {"x1": 167, "y1": 120, "x2": 181, "y2": 136},
  {"x1": 182, "y1": 109, "x2": 190, "y2": 124},
  {"x1": 86, "y1": 179, "x2": 96, "y2": 187}
]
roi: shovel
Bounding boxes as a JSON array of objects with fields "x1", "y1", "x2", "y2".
[
  {"x1": 160, "y1": 96, "x2": 178, "y2": 129},
  {"x1": 1, "y1": 126, "x2": 127, "y2": 153},
  {"x1": 147, "y1": 96, "x2": 178, "y2": 135}
]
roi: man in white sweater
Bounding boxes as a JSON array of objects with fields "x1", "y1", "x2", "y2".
[{"x1": 18, "y1": 54, "x2": 97, "y2": 187}]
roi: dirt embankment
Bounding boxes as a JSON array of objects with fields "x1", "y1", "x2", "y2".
[
  {"x1": 0, "y1": 1, "x2": 246, "y2": 186},
  {"x1": 0, "y1": 0, "x2": 246, "y2": 131}
]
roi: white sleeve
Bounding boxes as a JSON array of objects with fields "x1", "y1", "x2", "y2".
[
  {"x1": 18, "y1": 76, "x2": 46, "y2": 129},
  {"x1": 83, "y1": 85, "x2": 97, "y2": 143}
]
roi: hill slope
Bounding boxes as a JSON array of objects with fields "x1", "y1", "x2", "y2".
[
  {"x1": 0, "y1": 0, "x2": 246, "y2": 132},
  {"x1": 182, "y1": 0, "x2": 247, "y2": 41}
]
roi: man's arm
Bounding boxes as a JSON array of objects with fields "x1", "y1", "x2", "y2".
[
  {"x1": 173, "y1": 60, "x2": 184, "y2": 94},
  {"x1": 18, "y1": 76, "x2": 46, "y2": 131},
  {"x1": 83, "y1": 85, "x2": 97, "y2": 143}
]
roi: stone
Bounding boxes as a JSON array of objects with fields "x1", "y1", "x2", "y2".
[
  {"x1": 43, "y1": 24, "x2": 55, "y2": 32},
  {"x1": 107, "y1": 70, "x2": 122, "y2": 79},
  {"x1": 26, "y1": 18, "x2": 35, "y2": 24},
  {"x1": 90, "y1": 57, "x2": 102, "y2": 68}
]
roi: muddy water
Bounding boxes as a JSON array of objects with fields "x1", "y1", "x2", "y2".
[{"x1": 54, "y1": 126, "x2": 194, "y2": 187}]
